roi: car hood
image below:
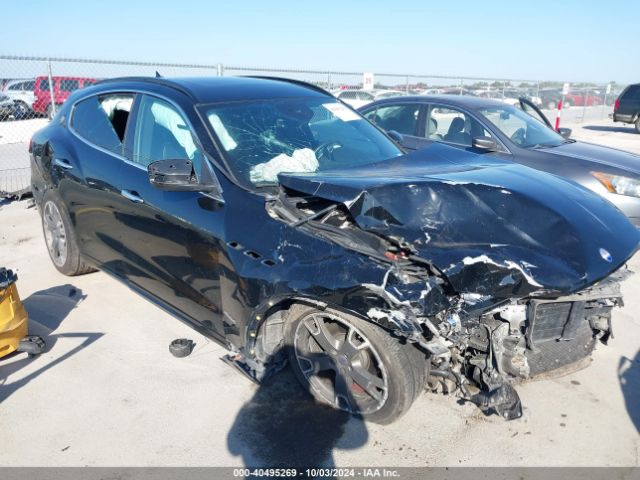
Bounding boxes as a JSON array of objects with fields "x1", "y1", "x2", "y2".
[
  {"x1": 538, "y1": 141, "x2": 640, "y2": 176},
  {"x1": 278, "y1": 143, "x2": 640, "y2": 298}
]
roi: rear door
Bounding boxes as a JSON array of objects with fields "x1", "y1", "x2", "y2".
[
  {"x1": 362, "y1": 102, "x2": 426, "y2": 150},
  {"x1": 114, "y1": 93, "x2": 226, "y2": 338},
  {"x1": 65, "y1": 92, "x2": 136, "y2": 268}
]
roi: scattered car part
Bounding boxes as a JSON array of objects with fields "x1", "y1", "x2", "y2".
[{"x1": 169, "y1": 338, "x2": 194, "y2": 358}]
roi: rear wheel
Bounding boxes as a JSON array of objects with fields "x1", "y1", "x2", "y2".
[
  {"x1": 285, "y1": 305, "x2": 426, "y2": 424},
  {"x1": 41, "y1": 191, "x2": 95, "y2": 276}
]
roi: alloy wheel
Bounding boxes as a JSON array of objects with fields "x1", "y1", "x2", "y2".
[
  {"x1": 293, "y1": 311, "x2": 389, "y2": 414},
  {"x1": 43, "y1": 201, "x2": 68, "y2": 267}
]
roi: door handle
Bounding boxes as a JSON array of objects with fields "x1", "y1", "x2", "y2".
[
  {"x1": 121, "y1": 189, "x2": 144, "y2": 203},
  {"x1": 53, "y1": 157, "x2": 73, "y2": 170}
]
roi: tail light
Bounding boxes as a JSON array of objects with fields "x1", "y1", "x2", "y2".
[{"x1": 614, "y1": 99, "x2": 619, "y2": 111}]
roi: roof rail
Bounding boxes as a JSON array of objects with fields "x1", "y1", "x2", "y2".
[
  {"x1": 245, "y1": 76, "x2": 333, "y2": 97},
  {"x1": 93, "y1": 76, "x2": 196, "y2": 99}
]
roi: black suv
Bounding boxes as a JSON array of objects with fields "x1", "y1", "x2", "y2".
[
  {"x1": 30, "y1": 76, "x2": 639, "y2": 423},
  {"x1": 613, "y1": 83, "x2": 640, "y2": 132}
]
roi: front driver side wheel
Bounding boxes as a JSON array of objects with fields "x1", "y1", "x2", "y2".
[
  {"x1": 285, "y1": 305, "x2": 426, "y2": 424},
  {"x1": 41, "y1": 191, "x2": 95, "y2": 276}
]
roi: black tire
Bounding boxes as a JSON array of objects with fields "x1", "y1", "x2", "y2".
[
  {"x1": 40, "y1": 190, "x2": 95, "y2": 276},
  {"x1": 14, "y1": 101, "x2": 31, "y2": 120},
  {"x1": 635, "y1": 117, "x2": 640, "y2": 134},
  {"x1": 284, "y1": 304, "x2": 426, "y2": 424}
]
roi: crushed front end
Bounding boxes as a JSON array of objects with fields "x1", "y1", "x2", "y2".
[
  {"x1": 416, "y1": 269, "x2": 627, "y2": 420},
  {"x1": 270, "y1": 145, "x2": 640, "y2": 419}
]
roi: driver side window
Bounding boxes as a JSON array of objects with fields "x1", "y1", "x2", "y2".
[
  {"x1": 131, "y1": 95, "x2": 202, "y2": 173},
  {"x1": 427, "y1": 106, "x2": 492, "y2": 147}
]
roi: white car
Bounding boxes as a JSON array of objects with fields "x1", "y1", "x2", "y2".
[
  {"x1": 333, "y1": 89, "x2": 404, "y2": 108},
  {"x1": 3, "y1": 79, "x2": 36, "y2": 112}
]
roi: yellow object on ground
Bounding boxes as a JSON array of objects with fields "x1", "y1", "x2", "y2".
[{"x1": 0, "y1": 269, "x2": 31, "y2": 358}]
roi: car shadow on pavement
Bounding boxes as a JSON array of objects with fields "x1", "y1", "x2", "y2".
[
  {"x1": 227, "y1": 365, "x2": 368, "y2": 474},
  {"x1": 0, "y1": 284, "x2": 102, "y2": 403},
  {"x1": 22, "y1": 284, "x2": 87, "y2": 332},
  {"x1": 619, "y1": 349, "x2": 640, "y2": 433},
  {"x1": 583, "y1": 125, "x2": 638, "y2": 134}
]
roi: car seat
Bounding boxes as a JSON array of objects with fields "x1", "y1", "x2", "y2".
[{"x1": 444, "y1": 117, "x2": 471, "y2": 145}]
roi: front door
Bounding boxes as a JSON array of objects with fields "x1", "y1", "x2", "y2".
[{"x1": 115, "y1": 93, "x2": 226, "y2": 338}]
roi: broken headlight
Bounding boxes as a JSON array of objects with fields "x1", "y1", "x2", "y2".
[{"x1": 592, "y1": 171, "x2": 640, "y2": 198}]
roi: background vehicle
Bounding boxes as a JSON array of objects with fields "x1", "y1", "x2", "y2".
[
  {"x1": 360, "y1": 94, "x2": 640, "y2": 225},
  {"x1": 0, "y1": 93, "x2": 28, "y2": 121},
  {"x1": 0, "y1": 94, "x2": 15, "y2": 120},
  {"x1": 31, "y1": 77, "x2": 639, "y2": 424},
  {"x1": 564, "y1": 89, "x2": 603, "y2": 107},
  {"x1": 613, "y1": 83, "x2": 640, "y2": 133},
  {"x1": 538, "y1": 88, "x2": 564, "y2": 110},
  {"x1": 2, "y1": 79, "x2": 36, "y2": 114},
  {"x1": 32, "y1": 76, "x2": 97, "y2": 118},
  {"x1": 333, "y1": 88, "x2": 403, "y2": 108}
]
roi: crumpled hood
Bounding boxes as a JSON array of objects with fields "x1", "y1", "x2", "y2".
[{"x1": 278, "y1": 143, "x2": 640, "y2": 297}]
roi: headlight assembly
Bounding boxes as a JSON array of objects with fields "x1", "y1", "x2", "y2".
[{"x1": 591, "y1": 171, "x2": 640, "y2": 198}]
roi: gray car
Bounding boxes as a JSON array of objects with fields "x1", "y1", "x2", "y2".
[{"x1": 359, "y1": 95, "x2": 640, "y2": 226}]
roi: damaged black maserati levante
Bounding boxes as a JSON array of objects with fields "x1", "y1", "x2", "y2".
[{"x1": 31, "y1": 77, "x2": 639, "y2": 423}]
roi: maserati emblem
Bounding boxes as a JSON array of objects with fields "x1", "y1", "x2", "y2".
[{"x1": 599, "y1": 248, "x2": 612, "y2": 263}]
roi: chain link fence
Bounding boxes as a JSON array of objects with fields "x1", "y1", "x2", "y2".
[{"x1": 0, "y1": 54, "x2": 625, "y2": 196}]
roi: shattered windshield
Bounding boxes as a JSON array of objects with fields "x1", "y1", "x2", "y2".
[
  {"x1": 203, "y1": 97, "x2": 402, "y2": 187},
  {"x1": 479, "y1": 105, "x2": 565, "y2": 148}
]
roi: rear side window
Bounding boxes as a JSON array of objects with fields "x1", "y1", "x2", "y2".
[
  {"x1": 71, "y1": 94, "x2": 134, "y2": 154},
  {"x1": 38, "y1": 79, "x2": 49, "y2": 92},
  {"x1": 622, "y1": 85, "x2": 640, "y2": 100}
]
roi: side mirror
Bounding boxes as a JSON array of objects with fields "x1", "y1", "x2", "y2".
[
  {"x1": 472, "y1": 136, "x2": 498, "y2": 151},
  {"x1": 148, "y1": 159, "x2": 208, "y2": 192},
  {"x1": 557, "y1": 127, "x2": 572, "y2": 139},
  {"x1": 386, "y1": 130, "x2": 403, "y2": 143}
]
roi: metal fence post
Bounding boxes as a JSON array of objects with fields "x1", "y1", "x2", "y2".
[
  {"x1": 46, "y1": 58, "x2": 56, "y2": 117},
  {"x1": 216, "y1": 63, "x2": 224, "y2": 77}
]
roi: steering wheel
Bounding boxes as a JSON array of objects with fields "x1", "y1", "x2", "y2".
[
  {"x1": 510, "y1": 127, "x2": 526, "y2": 145},
  {"x1": 314, "y1": 141, "x2": 342, "y2": 162}
]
